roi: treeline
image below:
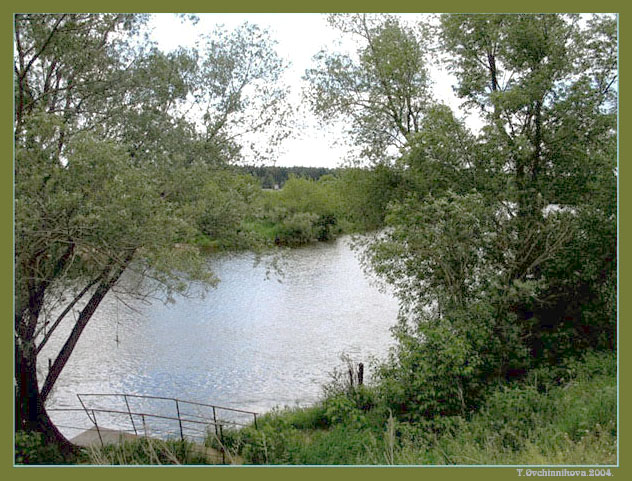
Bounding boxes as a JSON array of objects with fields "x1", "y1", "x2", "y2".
[{"x1": 238, "y1": 165, "x2": 338, "y2": 189}]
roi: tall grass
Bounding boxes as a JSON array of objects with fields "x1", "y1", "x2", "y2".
[{"x1": 84, "y1": 437, "x2": 229, "y2": 465}]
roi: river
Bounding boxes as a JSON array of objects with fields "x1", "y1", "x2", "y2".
[{"x1": 44, "y1": 235, "x2": 400, "y2": 438}]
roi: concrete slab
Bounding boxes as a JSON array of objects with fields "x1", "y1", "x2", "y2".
[{"x1": 70, "y1": 426, "x2": 139, "y2": 447}]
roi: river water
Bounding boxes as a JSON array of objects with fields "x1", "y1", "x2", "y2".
[{"x1": 43, "y1": 236, "x2": 400, "y2": 438}]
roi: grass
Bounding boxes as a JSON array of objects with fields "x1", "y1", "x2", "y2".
[{"x1": 84, "y1": 437, "x2": 227, "y2": 465}]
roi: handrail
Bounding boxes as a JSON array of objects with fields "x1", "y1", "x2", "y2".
[
  {"x1": 47, "y1": 408, "x2": 213, "y2": 438},
  {"x1": 71, "y1": 406, "x2": 249, "y2": 428},
  {"x1": 51, "y1": 392, "x2": 260, "y2": 459},
  {"x1": 77, "y1": 393, "x2": 259, "y2": 417}
]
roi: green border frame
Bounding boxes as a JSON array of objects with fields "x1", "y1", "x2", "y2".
[{"x1": 3, "y1": 2, "x2": 626, "y2": 480}]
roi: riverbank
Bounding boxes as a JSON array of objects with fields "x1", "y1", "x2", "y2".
[
  {"x1": 212, "y1": 350, "x2": 616, "y2": 465},
  {"x1": 214, "y1": 353, "x2": 617, "y2": 465},
  {"x1": 21, "y1": 349, "x2": 613, "y2": 465}
]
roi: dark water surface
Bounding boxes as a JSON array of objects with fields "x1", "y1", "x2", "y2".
[{"x1": 44, "y1": 236, "x2": 399, "y2": 437}]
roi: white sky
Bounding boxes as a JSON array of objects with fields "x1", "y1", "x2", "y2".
[{"x1": 148, "y1": 13, "x2": 472, "y2": 169}]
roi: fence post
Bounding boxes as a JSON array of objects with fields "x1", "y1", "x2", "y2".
[
  {"x1": 219, "y1": 424, "x2": 225, "y2": 464},
  {"x1": 142, "y1": 414, "x2": 148, "y2": 438},
  {"x1": 175, "y1": 399, "x2": 184, "y2": 441},
  {"x1": 77, "y1": 394, "x2": 95, "y2": 425},
  {"x1": 212, "y1": 406, "x2": 219, "y2": 438},
  {"x1": 93, "y1": 410, "x2": 104, "y2": 448}
]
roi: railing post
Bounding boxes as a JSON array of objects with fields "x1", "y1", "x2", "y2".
[
  {"x1": 142, "y1": 414, "x2": 148, "y2": 438},
  {"x1": 219, "y1": 424, "x2": 225, "y2": 464},
  {"x1": 175, "y1": 399, "x2": 184, "y2": 441},
  {"x1": 124, "y1": 395, "x2": 138, "y2": 436},
  {"x1": 93, "y1": 410, "x2": 104, "y2": 448},
  {"x1": 212, "y1": 406, "x2": 219, "y2": 438},
  {"x1": 77, "y1": 394, "x2": 95, "y2": 424}
]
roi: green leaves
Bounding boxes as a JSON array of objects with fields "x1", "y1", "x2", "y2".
[
  {"x1": 13, "y1": 14, "x2": 293, "y2": 424},
  {"x1": 305, "y1": 14, "x2": 431, "y2": 161},
  {"x1": 361, "y1": 14, "x2": 617, "y2": 424},
  {"x1": 196, "y1": 23, "x2": 292, "y2": 163}
]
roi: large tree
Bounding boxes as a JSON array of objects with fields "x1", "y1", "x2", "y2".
[
  {"x1": 363, "y1": 13, "x2": 616, "y2": 420},
  {"x1": 305, "y1": 13, "x2": 432, "y2": 162},
  {"x1": 14, "y1": 13, "x2": 290, "y2": 451}
]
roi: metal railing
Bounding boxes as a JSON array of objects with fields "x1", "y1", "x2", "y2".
[{"x1": 48, "y1": 393, "x2": 259, "y2": 463}]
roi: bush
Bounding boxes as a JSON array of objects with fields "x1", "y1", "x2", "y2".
[
  {"x1": 273, "y1": 212, "x2": 319, "y2": 246},
  {"x1": 213, "y1": 351, "x2": 616, "y2": 465},
  {"x1": 15, "y1": 431, "x2": 68, "y2": 465}
]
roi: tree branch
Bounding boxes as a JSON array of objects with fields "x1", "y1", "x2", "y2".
[
  {"x1": 40, "y1": 250, "x2": 135, "y2": 403},
  {"x1": 35, "y1": 275, "x2": 102, "y2": 355}
]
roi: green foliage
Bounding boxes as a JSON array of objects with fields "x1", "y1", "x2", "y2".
[
  {"x1": 15, "y1": 431, "x2": 74, "y2": 465},
  {"x1": 273, "y1": 212, "x2": 321, "y2": 246},
  {"x1": 250, "y1": 175, "x2": 344, "y2": 246},
  {"x1": 187, "y1": 168, "x2": 264, "y2": 250},
  {"x1": 362, "y1": 13, "x2": 616, "y2": 425},
  {"x1": 306, "y1": 13, "x2": 432, "y2": 160},
  {"x1": 336, "y1": 165, "x2": 405, "y2": 230},
  {"x1": 223, "y1": 351, "x2": 616, "y2": 465},
  {"x1": 400, "y1": 105, "x2": 481, "y2": 196}
]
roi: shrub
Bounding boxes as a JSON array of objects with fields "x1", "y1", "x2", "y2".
[
  {"x1": 15, "y1": 431, "x2": 68, "y2": 465},
  {"x1": 273, "y1": 212, "x2": 319, "y2": 246}
]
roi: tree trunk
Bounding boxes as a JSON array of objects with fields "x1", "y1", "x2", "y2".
[
  {"x1": 15, "y1": 340, "x2": 78, "y2": 457},
  {"x1": 15, "y1": 250, "x2": 135, "y2": 459}
]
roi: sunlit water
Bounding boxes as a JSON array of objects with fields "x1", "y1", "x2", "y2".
[{"x1": 42, "y1": 236, "x2": 400, "y2": 438}]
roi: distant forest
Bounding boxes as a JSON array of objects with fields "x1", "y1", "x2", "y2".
[{"x1": 239, "y1": 165, "x2": 338, "y2": 189}]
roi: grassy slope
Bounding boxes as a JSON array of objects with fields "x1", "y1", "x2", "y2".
[{"x1": 221, "y1": 350, "x2": 616, "y2": 465}]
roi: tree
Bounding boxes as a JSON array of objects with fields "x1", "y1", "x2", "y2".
[
  {"x1": 439, "y1": 13, "x2": 616, "y2": 351},
  {"x1": 365, "y1": 13, "x2": 616, "y2": 420},
  {"x1": 14, "y1": 13, "x2": 290, "y2": 452},
  {"x1": 305, "y1": 13, "x2": 432, "y2": 162}
]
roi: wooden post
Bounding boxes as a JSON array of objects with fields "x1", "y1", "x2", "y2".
[
  {"x1": 358, "y1": 363, "x2": 364, "y2": 386},
  {"x1": 219, "y1": 424, "x2": 225, "y2": 464},
  {"x1": 142, "y1": 414, "x2": 148, "y2": 438},
  {"x1": 212, "y1": 406, "x2": 219, "y2": 438}
]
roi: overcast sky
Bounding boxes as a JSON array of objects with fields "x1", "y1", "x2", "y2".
[{"x1": 148, "y1": 13, "x2": 470, "y2": 169}]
